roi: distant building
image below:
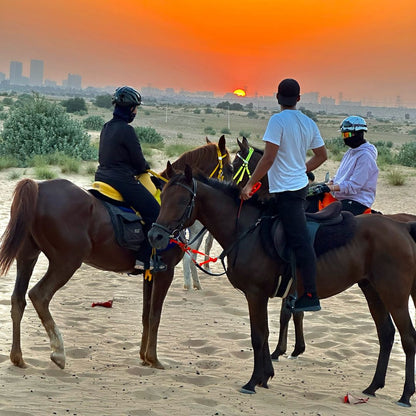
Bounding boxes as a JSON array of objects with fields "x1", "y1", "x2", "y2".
[
  {"x1": 301, "y1": 92, "x2": 319, "y2": 104},
  {"x1": 320, "y1": 96, "x2": 336, "y2": 106},
  {"x1": 0, "y1": 72, "x2": 5, "y2": 82},
  {"x1": 30, "y1": 59, "x2": 44, "y2": 86},
  {"x1": 9, "y1": 61, "x2": 23, "y2": 85},
  {"x1": 65, "y1": 73, "x2": 82, "y2": 89},
  {"x1": 44, "y1": 79, "x2": 57, "y2": 87}
]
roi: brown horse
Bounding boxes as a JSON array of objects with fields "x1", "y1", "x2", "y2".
[
  {"x1": 148, "y1": 164, "x2": 416, "y2": 406},
  {"x1": 233, "y1": 135, "x2": 416, "y2": 362},
  {"x1": 0, "y1": 136, "x2": 233, "y2": 371}
]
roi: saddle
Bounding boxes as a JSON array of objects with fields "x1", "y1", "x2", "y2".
[
  {"x1": 261, "y1": 202, "x2": 356, "y2": 298},
  {"x1": 88, "y1": 172, "x2": 160, "y2": 252}
]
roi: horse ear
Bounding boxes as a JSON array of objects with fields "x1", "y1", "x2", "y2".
[
  {"x1": 184, "y1": 164, "x2": 193, "y2": 183},
  {"x1": 166, "y1": 161, "x2": 174, "y2": 179},
  {"x1": 237, "y1": 137, "x2": 243, "y2": 151},
  {"x1": 242, "y1": 136, "x2": 249, "y2": 147},
  {"x1": 218, "y1": 135, "x2": 226, "y2": 152},
  {"x1": 205, "y1": 137, "x2": 211, "y2": 144}
]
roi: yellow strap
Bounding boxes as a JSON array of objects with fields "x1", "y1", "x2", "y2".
[
  {"x1": 233, "y1": 146, "x2": 254, "y2": 184},
  {"x1": 209, "y1": 145, "x2": 227, "y2": 180}
]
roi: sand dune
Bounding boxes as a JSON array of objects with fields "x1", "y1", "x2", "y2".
[{"x1": 0, "y1": 167, "x2": 415, "y2": 415}]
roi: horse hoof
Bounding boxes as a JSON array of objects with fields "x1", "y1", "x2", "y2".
[
  {"x1": 51, "y1": 352, "x2": 66, "y2": 369},
  {"x1": 239, "y1": 386, "x2": 256, "y2": 394},
  {"x1": 11, "y1": 357, "x2": 27, "y2": 368}
]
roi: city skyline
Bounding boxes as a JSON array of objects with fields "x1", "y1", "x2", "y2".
[
  {"x1": 0, "y1": 53, "x2": 414, "y2": 108},
  {"x1": 1, "y1": 0, "x2": 415, "y2": 107}
]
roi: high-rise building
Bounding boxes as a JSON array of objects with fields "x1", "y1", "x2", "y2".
[
  {"x1": 66, "y1": 73, "x2": 82, "y2": 89},
  {"x1": 30, "y1": 59, "x2": 44, "y2": 86},
  {"x1": 9, "y1": 61, "x2": 23, "y2": 85}
]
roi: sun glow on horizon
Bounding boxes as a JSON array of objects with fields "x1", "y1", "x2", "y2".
[{"x1": 233, "y1": 89, "x2": 246, "y2": 97}]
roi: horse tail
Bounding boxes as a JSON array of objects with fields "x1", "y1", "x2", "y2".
[{"x1": 0, "y1": 179, "x2": 38, "y2": 276}]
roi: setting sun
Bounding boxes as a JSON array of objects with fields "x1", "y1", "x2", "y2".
[{"x1": 233, "y1": 89, "x2": 246, "y2": 97}]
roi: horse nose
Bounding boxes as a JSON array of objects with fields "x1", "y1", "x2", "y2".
[{"x1": 148, "y1": 227, "x2": 168, "y2": 250}]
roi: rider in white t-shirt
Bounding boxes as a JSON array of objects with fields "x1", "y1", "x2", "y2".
[{"x1": 241, "y1": 78, "x2": 327, "y2": 312}]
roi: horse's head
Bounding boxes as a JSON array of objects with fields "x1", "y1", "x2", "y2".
[
  {"x1": 148, "y1": 164, "x2": 197, "y2": 250},
  {"x1": 232, "y1": 137, "x2": 261, "y2": 187}
]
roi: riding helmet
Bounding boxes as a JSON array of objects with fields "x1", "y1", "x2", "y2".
[
  {"x1": 340, "y1": 116, "x2": 367, "y2": 132},
  {"x1": 112, "y1": 86, "x2": 142, "y2": 107}
]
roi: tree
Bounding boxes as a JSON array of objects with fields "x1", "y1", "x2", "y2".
[{"x1": 0, "y1": 94, "x2": 96, "y2": 163}]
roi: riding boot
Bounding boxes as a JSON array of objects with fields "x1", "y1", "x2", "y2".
[{"x1": 150, "y1": 254, "x2": 167, "y2": 272}]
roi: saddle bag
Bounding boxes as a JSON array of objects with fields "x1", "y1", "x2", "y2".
[{"x1": 103, "y1": 202, "x2": 145, "y2": 251}]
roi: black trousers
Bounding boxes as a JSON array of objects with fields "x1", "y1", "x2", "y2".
[
  {"x1": 340, "y1": 199, "x2": 369, "y2": 215},
  {"x1": 273, "y1": 186, "x2": 317, "y2": 294}
]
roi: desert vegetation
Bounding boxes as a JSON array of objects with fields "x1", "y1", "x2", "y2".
[{"x1": 0, "y1": 91, "x2": 416, "y2": 185}]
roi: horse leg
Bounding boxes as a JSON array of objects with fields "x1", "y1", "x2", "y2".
[
  {"x1": 10, "y1": 249, "x2": 39, "y2": 368},
  {"x1": 359, "y1": 281, "x2": 395, "y2": 397},
  {"x1": 390, "y1": 305, "x2": 416, "y2": 406},
  {"x1": 240, "y1": 292, "x2": 273, "y2": 394},
  {"x1": 28, "y1": 263, "x2": 80, "y2": 369},
  {"x1": 271, "y1": 297, "x2": 305, "y2": 359},
  {"x1": 203, "y1": 233, "x2": 214, "y2": 272},
  {"x1": 140, "y1": 269, "x2": 174, "y2": 369},
  {"x1": 183, "y1": 224, "x2": 203, "y2": 290}
]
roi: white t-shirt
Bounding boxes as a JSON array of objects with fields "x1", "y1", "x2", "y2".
[{"x1": 263, "y1": 109, "x2": 324, "y2": 193}]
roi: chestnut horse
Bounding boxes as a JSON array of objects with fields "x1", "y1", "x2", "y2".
[
  {"x1": 148, "y1": 164, "x2": 416, "y2": 406},
  {"x1": 0, "y1": 137, "x2": 233, "y2": 371},
  {"x1": 233, "y1": 136, "x2": 416, "y2": 364}
]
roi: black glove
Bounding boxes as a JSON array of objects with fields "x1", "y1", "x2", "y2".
[{"x1": 308, "y1": 183, "x2": 330, "y2": 197}]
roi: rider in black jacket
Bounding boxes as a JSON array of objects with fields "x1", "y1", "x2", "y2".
[{"x1": 95, "y1": 86, "x2": 166, "y2": 272}]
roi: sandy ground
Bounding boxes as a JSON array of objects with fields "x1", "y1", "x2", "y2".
[{"x1": 0, "y1": 161, "x2": 416, "y2": 416}]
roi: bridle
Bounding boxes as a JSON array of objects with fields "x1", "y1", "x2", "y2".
[
  {"x1": 209, "y1": 145, "x2": 229, "y2": 181},
  {"x1": 233, "y1": 146, "x2": 254, "y2": 185},
  {"x1": 151, "y1": 179, "x2": 197, "y2": 239}
]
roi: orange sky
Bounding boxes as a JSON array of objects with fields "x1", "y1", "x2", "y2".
[{"x1": 1, "y1": 0, "x2": 416, "y2": 106}]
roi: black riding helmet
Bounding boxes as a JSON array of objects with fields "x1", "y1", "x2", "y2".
[{"x1": 112, "y1": 86, "x2": 142, "y2": 107}]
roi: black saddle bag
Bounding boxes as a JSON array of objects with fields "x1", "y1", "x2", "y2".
[{"x1": 102, "y1": 202, "x2": 146, "y2": 251}]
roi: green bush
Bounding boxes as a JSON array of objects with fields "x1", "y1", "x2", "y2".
[
  {"x1": 247, "y1": 111, "x2": 259, "y2": 119},
  {"x1": 204, "y1": 126, "x2": 216, "y2": 135},
  {"x1": 374, "y1": 141, "x2": 394, "y2": 165},
  {"x1": 93, "y1": 94, "x2": 113, "y2": 109},
  {"x1": 386, "y1": 169, "x2": 405, "y2": 186},
  {"x1": 239, "y1": 130, "x2": 251, "y2": 138},
  {"x1": 221, "y1": 127, "x2": 231, "y2": 134},
  {"x1": 325, "y1": 137, "x2": 345, "y2": 156},
  {"x1": 0, "y1": 94, "x2": 97, "y2": 164},
  {"x1": 134, "y1": 126, "x2": 164, "y2": 145},
  {"x1": 2, "y1": 97, "x2": 13, "y2": 106},
  {"x1": 61, "y1": 97, "x2": 87, "y2": 113},
  {"x1": 396, "y1": 142, "x2": 416, "y2": 167},
  {"x1": 83, "y1": 115, "x2": 105, "y2": 130}
]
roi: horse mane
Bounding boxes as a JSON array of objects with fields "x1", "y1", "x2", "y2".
[
  {"x1": 193, "y1": 173, "x2": 274, "y2": 212},
  {"x1": 166, "y1": 143, "x2": 221, "y2": 174}
]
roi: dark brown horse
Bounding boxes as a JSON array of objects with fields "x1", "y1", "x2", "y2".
[
  {"x1": 0, "y1": 136, "x2": 233, "y2": 371},
  {"x1": 148, "y1": 164, "x2": 416, "y2": 406},
  {"x1": 233, "y1": 135, "x2": 416, "y2": 363}
]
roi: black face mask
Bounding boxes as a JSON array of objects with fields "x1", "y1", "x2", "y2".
[
  {"x1": 344, "y1": 135, "x2": 366, "y2": 149},
  {"x1": 113, "y1": 105, "x2": 136, "y2": 123}
]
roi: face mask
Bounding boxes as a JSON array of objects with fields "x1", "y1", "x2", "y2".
[
  {"x1": 343, "y1": 134, "x2": 365, "y2": 149},
  {"x1": 128, "y1": 111, "x2": 136, "y2": 123}
]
